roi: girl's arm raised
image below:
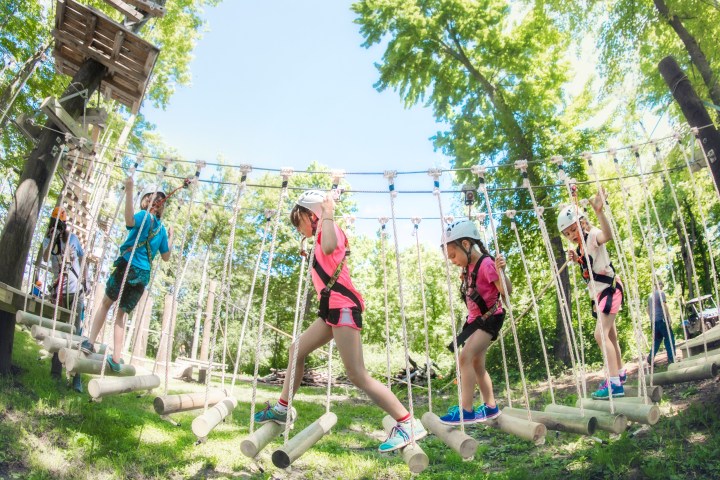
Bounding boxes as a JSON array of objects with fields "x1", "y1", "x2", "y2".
[
  {"x1": 494, "y1": 254, "x2": 513, "y2": 297},
  {"x1": 320, "y1": 195, "x2": 338, "y2": 255},
  {"x1": 590, "y1": 188, "x2": 612, "y2": 245},
  {"x1": 124, "y1": 176, "x2": 135, "y2": 227}
]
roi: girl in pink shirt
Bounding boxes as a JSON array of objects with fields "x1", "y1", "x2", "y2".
[
  {"x1": 439, "y1": 220, "x2": 512, "y2": 425},
  {"x1": 254, "y1": 190, "x2": 426, "y2": 452}
]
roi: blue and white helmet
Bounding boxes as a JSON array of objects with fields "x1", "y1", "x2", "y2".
[
  {"x1": 557, "y1": 204, "x2": 585, "y2": 233},
  {"x1": 441, "y1": 220, "x2": 481, "y2": 246}
]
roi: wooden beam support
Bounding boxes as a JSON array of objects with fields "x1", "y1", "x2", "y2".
[
  {"x1": 272, "y1": 412, "x2": 337, "y2": 469},
  {"x1": 40, "y1": 96, "x2": 93, "y2": 152},
  {"x1": 84, "y1": 14, "x2": 97, "y2": 47},
  {"x1": 123, "y1": 0, "x2": 166, "y2": 17},
  {"x1": 102, "y1": 0, "x2": 144, "y2": 22}
]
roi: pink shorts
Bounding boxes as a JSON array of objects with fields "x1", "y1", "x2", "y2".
[
  {"x1": 323, "y1": 307, "x2": 362, "y2": 331},
  {"x1": 595, "y1": 285, "x2": 623, "y2": 316}
]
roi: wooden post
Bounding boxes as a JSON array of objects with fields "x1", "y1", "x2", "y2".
[
  {"x1": 577, "y1": 399, "x2": 661, "y2": 425},
  {"x1": 544, "y1": 404, "x2": 627, "y2": 434},
  {"x1": 623, "y1": 385, "x2": 663, "y2": 403},
  {"x1": 153, "y1": 389, "x2": 227, "y2": 415},
  {"x1": 503, "y1": 407, "x2": 597, "y2": 436},
  {"x1": 241, "y1": 421, "x2": 284, "y2": 458},
  {"x1": 199, "y1": 280, "x2": 217, "y2": 362},
  {"x1": 380, "y1": 415, "x2": 429, "y2": 473},
  {"x1": 272, "y1": 412, "x2": 338, "y2": 469},
  {"x1": 651, "y1": 363, "x2": 718, "y2": 385},
  {"x1": 131, "y1": 292, "x2": 153, "y2": 363},
  {"x1": 487, "y1": 413, "x2": 547, "y2": 445},
  {"x1": 65, "y1": 355, "x2": 136, "y2": 377},
  {"x1": 659, "y1": 56, "x2": 720, "y2": 195},
  {"x1": 421, "y1": 412, "x2": 476, "y2": 459},
  {"x1": 88, "y1": 374, "x2": 160, "y2": 400},
  {"x1": 155, "y1": 294, "x2": 174, "y2": 366},
  {"x1": 191, "y1": 396, "x2": 238, "y2": 439},
  {"x1": 16, "y1": 310, "x2": 75, "y2": 334}
]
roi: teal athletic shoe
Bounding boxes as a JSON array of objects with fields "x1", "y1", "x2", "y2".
[
  {"x1": 475, "y1": 403, "x2": 501, "y2": 422},
  {"x1": 439, "y1": 405, "x2": 477, "y2": 425},
  {"x1": 106, "y1": 356, "x2": 123, "y2": 373},
  {"x1": 80, "y1": 339, "x2": 95, "y2": 354},
  {"x1": 378, "y1": 418, "x2": 427, "y2": 453},
  {"x1": 591, "y1": 382, "x2": 624, "y2": 399},
  {"x1": 254, "y1": 402, "x2": 289, "y2": 424}
]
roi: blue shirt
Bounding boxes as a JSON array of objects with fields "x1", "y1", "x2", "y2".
[
  {"x1": 648, "y1": 290, "x2": 667, "y2": 323},
  {"x1": 119, "y1": 210, "x2": 169, "y2": 271}
]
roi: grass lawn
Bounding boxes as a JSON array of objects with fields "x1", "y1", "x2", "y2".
[{"x1": 2, "y1": 327, "x2": 720, "y2": 479}]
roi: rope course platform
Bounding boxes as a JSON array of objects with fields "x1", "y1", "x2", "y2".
[
  {"x1": 52, "y1": 0, "x2": 160, "y2": 113},
  {"x1": 0, "y1": 283, "x2": 72, "y2": 321}
]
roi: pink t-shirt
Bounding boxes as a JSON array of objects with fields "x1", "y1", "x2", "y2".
[
  {"x1": 311, "y1": 224, "x2": 365, "y2": 311},
  {"x1": 466, "y1": 256, "x2": 503, "y2": 322}
]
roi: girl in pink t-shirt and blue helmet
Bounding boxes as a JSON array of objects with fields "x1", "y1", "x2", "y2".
[
  {"x1": 439, "y1": 219, "x2": 512, "y2": 425},
  {"x1": 254, "y1": 189, "x2": 426, "y2": 453}
]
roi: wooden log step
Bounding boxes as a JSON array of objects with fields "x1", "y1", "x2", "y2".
[
  {"x1": 650, "y1": 363, "x2": 718, "y2": 386},
  {"x1": 191, "y1": 396, "x2": 238, "y2": 439},
  {"x1": 16, "y1": 310, "x2": 75, "y2": 334},
  {"x1": 88, "y1": 374, "x2": 159, "y2": 400},
  {"x1": 241, "y1": 421, "x2": 284, "y2": 459},
  {"x1": 31, "y1": 325, "x2": 84, "y2": 342},
  {"x1": 486, "y1": 412, "x2": 546, "y2": 445},
  {"x1": 42, "y1": 336, "x2": 106, "y2": 354},
  {"x1": 421, "y1": 412, "x2": 477, "y2": 459},
  {"x1": 503, "y1": 407, "x2": 597, "y2": 436},
  {"x1": 58, "y1": 347, "x2": 105, "y2": 363},
  {"x1": 65, "y1": 355, "x2": 136, "y2": 377},
  {"x1": 577, "y1": 398, "x2": 661, "y2": 425},
  {"x1": 668, "y1": 351, "x2": 720, "y2": 370},
  {"x1": 623, "y1": 385, "x2": 663, "y2": 403},
  {"x1": 272, "y1": 412, "x2": 338, "y2": 469},
  {"x1": 544, "y1": 404, "x2": 627, "y2": 434},
  {"x1": 153, "y1": 389, "x2": 228, "y2": 415}
]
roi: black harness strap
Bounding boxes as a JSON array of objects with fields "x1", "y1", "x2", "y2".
[
  {"x1": 312, "y1": 255, "x2": 362, "y2": 318},
  {"x1": 575, "y1": 244, "x2": 624, "y2": 318}
]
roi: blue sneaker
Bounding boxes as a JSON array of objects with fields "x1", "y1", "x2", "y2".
[
  {"x1": 80, "y1": 339, "x2": 95, "y2": 354},
  {"x1": 378, "y1": 419, "x2": 427, "y2": 453},
  {"x1": 439, "y1": 405, "x2": 477, "y2": 425},
  {"x1": 106, "y1": 356, "x2": 123, "y2": 373},
  {"x1": 591, "y1": 382, "x2": 624, "y2": 399},
  {"x1": 254, "y1": 402, "x2": 289, "y2": 424},
  {"x1": 475, "y1": 403, "x2": 501, "y2": 421}
]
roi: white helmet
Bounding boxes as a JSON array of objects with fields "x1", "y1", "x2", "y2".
[
  {"x1": 557, "y1": 204, "x2": 585, "y2": 233},
  {"x1": 140, "y1": 184, "x2": 166, "y2": 200},
  {"x1": 296, "y1": 190, "x2": 325, "y2": 218},
  {"x1": 441, "y1": 220, "x2": 481, "y2": 245}
]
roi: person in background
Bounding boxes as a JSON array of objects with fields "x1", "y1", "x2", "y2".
[{"x1": 647, "y1": 279, "x2": 676, "y2": 365}]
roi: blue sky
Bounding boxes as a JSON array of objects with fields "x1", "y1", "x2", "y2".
[{"x1": 143, "y1": 1, "x2": 461, "y2": 247}]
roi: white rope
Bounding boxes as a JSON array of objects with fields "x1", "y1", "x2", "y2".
[
  {"x1": 428, "y1": 169, "x2": 466, "y2": 433},
  {"x1": 412, "y1": 218, "x2": 434, "y2": 413},
  {"x1": 325, "y1": 340, "x2": 334, "y2": 414},
  {"x1": 385, "y1": 171, "x2": 417, "y2": 442},
  {"x1": 571, "y1": 267, "x2": 586, "y2": 395},
  {"x1": 508, "y1": 215, "x2": 555, "y2": 404},
  {"x1": 379, "y1": 217, "x2": 392, "y2": 389},
  {"x1": 248, "y1": 170, "x2": 292, "y2": 434}
]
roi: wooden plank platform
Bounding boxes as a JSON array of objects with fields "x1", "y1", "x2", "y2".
[
  {"x1": 0, "y1": 282, "x2": 72, "y2": 322},
  {"x1": 677, "y1": 324, "x2": 720, "y2": 357},
  {"x1": 52, "y1": 0, "x2": 159, "y2": 114}
]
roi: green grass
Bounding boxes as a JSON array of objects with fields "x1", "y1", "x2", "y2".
[{"x1": 2, "y1": 328, "x2": 720, "y2": 479}]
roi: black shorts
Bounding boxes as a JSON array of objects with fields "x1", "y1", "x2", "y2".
[
  {"x1": 463, "y1": 312, "x2": 505, "y2": 342},
  {"x1": 322, "y1": 307, "x2": 363, "y2": 331}
]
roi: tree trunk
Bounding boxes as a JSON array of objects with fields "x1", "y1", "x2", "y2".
[
  {"x1": 551, "y1": 234, "x2": 572, "y2": 366},
  {"x1": 0, "y1": 58, "x2": 106, "y2": 375},
  {"x1": 654, "y1": 0, "x2": 720, "y2": 123}
]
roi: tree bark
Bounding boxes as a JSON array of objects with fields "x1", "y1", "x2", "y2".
[
  {"x1": 654, "y1": 0, "x2": 720, "y2": 122},
  {"x1": 0, "y1": 58, "x2": 106, "y2": 375}
]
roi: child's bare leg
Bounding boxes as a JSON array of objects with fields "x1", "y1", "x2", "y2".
[
  {"x1": 463, "y1": 329, "x2": 493, "y2": 409},
  {"x1": 280, "y1": 318, "x2": 333, "y2": 402},
  {"x1": 113, "y1": 309, "x2": 127, "y2": 362},
  {"x1": 595, "y1": 313, "x2": 620, "y2": 376},
  {"x1": 333, "y1": 325, "x2": 408, "y2": 419},
  {"x1": 87, "y1": 294, "x2": 114, "y2": 343},
  {"x1": 608, "y1": 322, "x2": 624, "y2": 370}
]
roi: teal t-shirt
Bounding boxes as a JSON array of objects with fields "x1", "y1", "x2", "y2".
[{"x1": 119, "y1": 210, "x2": 169, "y2": 271}]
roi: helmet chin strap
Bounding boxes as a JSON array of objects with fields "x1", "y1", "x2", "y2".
[{"x1": 149, "y1": 177, "x2": 194, "y2": 214}]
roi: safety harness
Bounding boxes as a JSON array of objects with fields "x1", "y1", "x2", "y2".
[
  {"x1": 449, "y1": 255, "x2": 503, "y2": 352},
  {"x1": 575, "y1": 238, "x2": 623, "y2": 318},
  {"x1": 311, "y1": 235, "x2": 362, "y2": 318},
  {"x1": 122, "y1": 215, "x2": 163, "y2": 263}
]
